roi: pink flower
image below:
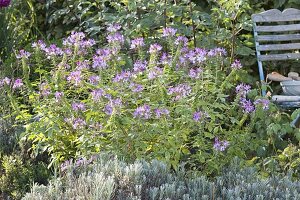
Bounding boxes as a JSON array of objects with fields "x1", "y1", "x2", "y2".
[
  {"x1": 0, "y1": 0, "x2": 10, "y2": 8},
  {"x1": 231, "y1": 59, "x2": 242, "y2": 70},
  {"x1": 12, "y1": 78, "x2": 23, "y2": 89}
]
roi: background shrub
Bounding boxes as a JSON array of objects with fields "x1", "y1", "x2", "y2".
[
  {"x1": 0, "y1": 154, "x2": 50, "y2": 200},
  {"x1": 0, "y1": 0, "x2": 43, "y2": 61}
]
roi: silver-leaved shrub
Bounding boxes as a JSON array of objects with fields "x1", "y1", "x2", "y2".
[{"x1": 22, "y1": 155, "x2": 300, "y2": 200}]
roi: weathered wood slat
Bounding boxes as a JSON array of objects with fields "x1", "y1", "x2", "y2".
[
  {"x1": 256, "y1": 24, "x2": 300, "y2": 32},
  {"x1": 252, "y1": 8, "x2": 300, "y2": 22},
  {"x1": 257, "y1": 34, "x2": 300, "y2": 42},
  {"x1": 257, "y1": 43, "x2": 300, "y2": 51},
  {"x1": 258, "y1": 53, "x2": 300, "y2": 61},
  {"x1": 252, "y1": 15, "x2": 300, "y2": 22}
]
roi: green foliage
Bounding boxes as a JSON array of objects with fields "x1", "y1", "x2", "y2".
[
  {"x1": 208, "y1": 0, "x2": 254, "y2": 60},
  {"x1": 33, "y1": 0, "x2": 300, "y2": 78},
  {"x1": 0, "y1": 154, "x2": 51, "y2": 200},
  {"x1": 43, "y1": 0, "x2": 198, "y2": 39},
  {"x1": 3, "y1": 28, "x2": 295, "y2": 177},
  {"x1": 23, "y1": 155, "x2": 300, "y2": 200},
  {"x1": 0, "y1": 60, "x2": 51, "y2": 199},
  {"x1": 35, "y1": 0, "x2": 256, "y2": 61},
  {"x1": 250, "y1": 144, "x2": 300, "y2": 178},
  {"x1": 0, "y1": 0, "x2": 42, "y2": 61}
]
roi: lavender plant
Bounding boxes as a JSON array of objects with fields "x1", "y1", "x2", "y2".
[
  {"x1": 22, "y1": 155, "x2": 300, "y2": 200},
  {"x1": 2, "y1": 25, "x2": 275, "y2": 174}
]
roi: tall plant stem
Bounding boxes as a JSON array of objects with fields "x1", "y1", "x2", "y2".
[
  {"x1": 189, "y1": 0, "x2": 196, "y2": 48},
  {"x1": 164, "y1": 0, "x2": 167, "y2": 28}
]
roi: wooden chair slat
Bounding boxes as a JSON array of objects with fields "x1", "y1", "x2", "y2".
[
  {"x1": 257, "y1": 34, "x2": 300, "y2": 42},
  {"x1": 257, "y1": 43, "x2": 300, "y2": 51},
  {"x1": 252, "y1": 15, "x2": 300, "y2": 22},
  {"x1": 258, "y1": 53, "x2": 300, "y2": 61},
  {"x1": 256, "y1": 24, "x2": 300, "y2": 32}
]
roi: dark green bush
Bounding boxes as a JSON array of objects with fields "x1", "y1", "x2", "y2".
[
  {"x1": 0, "y1": 154, "x2": 51, "y2": 200},
  {"x1": 0, "y1": 80, "x2": 51, "y2": 200},
  {"x1": 23, "y1": 155, "x2": 300, "y2": 200},
  {"x1": 0, "y1": 0, "x2": 43, "y2": 61},
  {"x1": 35, "y1": 1, "x2": 300, "y2": 55}
]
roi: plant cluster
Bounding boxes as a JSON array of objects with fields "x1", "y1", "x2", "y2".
[
  {"x1": 0, "y1": 154, "x2": 50, "y2": 200},
  {"x1": 0, "y1": 0, "x2": 41, "y2": 61},
  {"x1": 1, "y1": 26, "x2": 284, "y2": 176},
  {"x1": 23, "y1": 154, "x2": 300, "y2": 200}
]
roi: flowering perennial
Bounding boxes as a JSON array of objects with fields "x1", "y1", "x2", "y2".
[
  {"x1": 168, "y1": 83, "x2": 192, "y2": 101},
  {"x1": 131, "y1": 37, "x2": 145, "y2": 49},
  {"x1": 0, "y1": 0, "x2": 10, "y2": 8},
  {"x1": 154, "y1": 108, "x2": 170, "y2": 118},
  {"x1": 240, "y1": 98, "x2": 255, "y2": 113},
  {"x1": 134, "y1": 104, "x2": 151, "y2": 119},
  {"x1": 236, "y1": 83, "x2": 251, "y2": 97},
  {"x1": 231, "y1": 59, "x2": 243, "y2": 70},
  {"x1": 149, "y1": 43, "x2": 163, "y2": 54},
  {"x1": 213, "y1": 137, "x2": 229, "y2": 152},
  {"x1": 72, "y1": 102, "x2": 86, "y2": 111},
  {"x1": 12, "y1": 79, "x2": 23, "y2": 89},
  {"x1": 162, "y1": 27, "x2": 177, "y2": 37},
  {"x1": 254, "y1": 98, "x2": 270, "y2": 110},
  {"x1": 4, "y1": 26, "x2": 268, "y2": 170},
  {"x1": 16, "y1": 50, "x2": 31, "y2": 59},
  {"x1": 189, "y1": 68, "x2": 203, "y2": 79}
]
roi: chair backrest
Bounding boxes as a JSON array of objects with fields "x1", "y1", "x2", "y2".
[{"x1": 252, "y1": 8, "x2": 300, "y2": 95}]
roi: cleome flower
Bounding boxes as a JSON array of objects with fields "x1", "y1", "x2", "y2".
[
  {"x1": 189, "y1": 68, "x2": 203, "y2": 79},
  {"x1": 130, "y1": 37, "x2": 145, "y2": 50},
  {"x1": 0, "y1": 0, "x2": 10, "y2": 8},
  {"x1": 12, "y1": 78, "x2": 23, "y2": 89},
  {"x1": 167, "y1": 83, "x2": 192, "y2": 101},
  {"x1": 133, "y1": 104, "x2": 151, "y2": 119},
  {"x1": 154, "y1": 108, "x2": 170, "y2": 118},
  {"x1": 239, "y1": 98, "x2": 255, "y2": 113},
  {"x1": 149, "y1": 43, "x2": 163, "y2": 54},
  {"x1": 235, "y1": 83, "x2": 251, "y2": 97},
  {"x1": 231, "y1": 59, "x2": 242, "y2": 70},
  {"x1": 162, "y1": 27, "x2": 177, "y2": 37},
  {"x1": 54, "y1": 91, "x2": 64, "y2": 102},
  {"x1": 16, "y1": 49, "x2": 31, "y2": 59},
  {"x1": 67, "y1": 70, "x2": 82, "y2": 86},
  {"x1": 71, "y1": 102, "x2": 86, "y2": 111},
  {"x1": 107, "y1": 24, "x2": 122, "y2": 33},
  {"x1": 213, "y1": 137, "x2": 229, "y2": 152},
  {"x1": 254, "y1": 98, "x2": 270, "y2": 110},
  {"x1": 91, "y1": 89, "x2": 105, "y2": 102}
]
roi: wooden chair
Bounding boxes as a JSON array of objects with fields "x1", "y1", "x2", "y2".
[{"x1": 252, "y1": 8, "x2": 300, "y2": 107}]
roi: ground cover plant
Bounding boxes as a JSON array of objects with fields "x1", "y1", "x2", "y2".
[{"x1": 23, "y1": 154, "x2": 300, "y2": 200}]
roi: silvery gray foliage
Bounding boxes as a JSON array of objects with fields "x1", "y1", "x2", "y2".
[{"x1": 23, "y1": 155, "x2": 300, "y2": 200}]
